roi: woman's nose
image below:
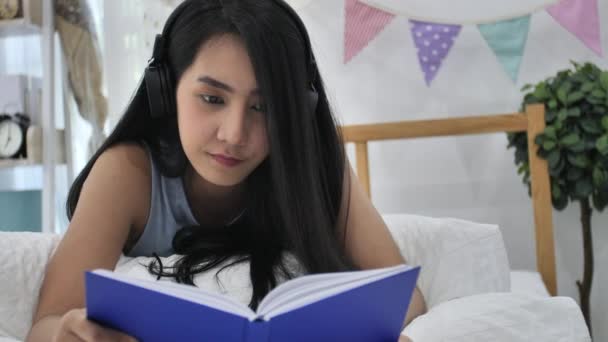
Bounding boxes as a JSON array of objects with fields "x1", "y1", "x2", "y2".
[{"x1": 217, "y1": 106, "x2": 247, "y2": 146}]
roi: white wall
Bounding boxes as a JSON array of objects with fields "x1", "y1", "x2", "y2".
[
  {"x1": 297, "y1": 0, "x2": 608, "y2": 339},
  {"x1": 101, "y1": 0, "x2": 608, "y2": 339}
]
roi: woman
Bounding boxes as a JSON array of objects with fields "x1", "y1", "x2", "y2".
[{"x1": 27, "y1": 0, "x2": 426, "y2": 341}]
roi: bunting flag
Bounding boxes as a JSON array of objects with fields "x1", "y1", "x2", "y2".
[
  {"x1": 478, "y1": 16, "x2": 531, "y2": 82},
  {"x1": 344, "y1": 0, "x2": 395, "y2": 63},
  {"x1": 546, "y1": 0, "x2": 603, "y2": 56},
  {"x1": 342, "y1": 0, "x2": 604, "y2": 86},
  {"x1": 409, "y1": 20, "x2": 461, "y2": 86}
]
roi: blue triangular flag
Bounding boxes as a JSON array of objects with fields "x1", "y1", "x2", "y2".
[{"x1": 478, "y1": 16, "x2": 531, "y2": 82}]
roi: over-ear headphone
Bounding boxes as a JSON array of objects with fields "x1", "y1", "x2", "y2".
[{"x1": 144, "y1": 0, "x2": 319, "y2": 119}]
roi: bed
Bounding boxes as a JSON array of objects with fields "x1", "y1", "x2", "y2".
[
  {"x1": 341, "y1": 103, "x2": 557, "y2": 297},
  {"x1": 0, "y1": 105, "x2": 591, "y2": 341},
  {"x1": 340, "y1": 104, "x2": 590, "y2": 340}
]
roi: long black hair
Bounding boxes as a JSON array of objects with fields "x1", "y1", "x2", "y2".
[{"x1": 66, "y1": 0, "x2": 355, "y2": 310}]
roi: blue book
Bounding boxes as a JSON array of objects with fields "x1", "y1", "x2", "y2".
[{"x1": 85, "y1": 264, "x2": 420, "y2": 342}]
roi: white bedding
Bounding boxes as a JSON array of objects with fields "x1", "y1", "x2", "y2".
[
  {"x1": 403, "y1": 292, "x2": 590, "y2": 341},
  {"x1": 0, "y1": 214, "x2": 590, "y2": 341}
]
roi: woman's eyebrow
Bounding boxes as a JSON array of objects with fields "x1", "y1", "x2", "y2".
[{"x1": 197, "y1": 76, "x2": 259, "y2": 95}]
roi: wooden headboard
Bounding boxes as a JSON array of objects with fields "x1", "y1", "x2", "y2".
[{"x1": 341, "y1": 104, "x2": 557, "y2": 296}]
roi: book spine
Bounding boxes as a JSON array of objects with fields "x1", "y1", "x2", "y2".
[{"x1": 244, "y1": 318, "x2": 270, "y2": 342}]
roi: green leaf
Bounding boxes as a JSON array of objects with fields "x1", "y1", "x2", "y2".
[
  {"x1": 553, "y1": 194, "x2": 569, "y2": 211},
  {"x1": 580, "y1": 118, "x2": 603, "y2": 134},
  {"x1": 592, "y1": 192, "x2": 607, "y2": 211},
  {"x1": 515, "y1": 148, "x2": 528, "y2": 165},
  {"x1": 544, "y1": 126, "x2": 557, "y2": 139},
  {"x1": 567, "y1": 91, "x2": 585, "y2": 104},
  {"x1": 567, "y1": 167, "x2": 584, "y2": 181},
  {"x1": 591, "y1": 89, "x2": 606, "y2": 99},
  {"x1": 568, "y1": 107, "x2": 582, "y2": 117},
  {"x1": 557, "y1": 85, "x2": 569, "y2": 105},
  {"x1": 594, "y1": 104, "x2": 607, "y2": 115},
  {"x1": 588, "y1": 96, "x2": 604, "y2": 105},
  {"x1": 547, "y1": 150, "x2": 561, "y2": 169},
  {"x1": 596, "y1": 135, "x2": 608, "y2": 155},
  {"x1": 593, "y1": 167, "x2": 607, "y2": 187},
  {"x1": 567, "y1": 153, "x2": 590, "y2": 168},
  {"x1": 549, "y1": 157, "x2": 566, "y2": 176},
  {"x1": 533, "y1": 84, "x2": 550, "y2": 101},
  {"x1": 551, "y1": 183, "x2": 562, "y2": 199},
  {"x1": 557, "y1": 108, "x2": 569, "y2": 122},
  {"x1": 600, "y1": 71, "x2": 608, "y2": 91},
  {"x1": 560, "y1": 133, "x2": 580, "y2": 147},
  {"x1": 575, "y1": 178, "x2": 594, "y2": 198},
  {"x1": 517, "y1": 163, "x2": 529, "y2": 175},
  {"x1": 548, "y1": 99, "x2": 558, "y2": 109},
  {"x1": 521, "y1": 84, "x2": 533, "y2": 92},
  {"x1": 568, "y1": 140, "x2": 586, "y2": 153},
  {"x1": 602, "y1": 117, "x2": 608, "y2": 131},
  {"x1": 582, "y1": 82, "x2": 595, "y2": 93},
  {"x1": 543, "y1": 140, "x2": 557, "y2": 150}
]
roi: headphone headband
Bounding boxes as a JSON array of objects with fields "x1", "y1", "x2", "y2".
[
  {"x1": 146, "y1": 0, "x2": 319, "y2": 119},
  {"x1": 151, "y1": 0, "x2": 316, "y2": 80}
]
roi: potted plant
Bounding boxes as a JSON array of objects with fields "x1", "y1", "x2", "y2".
[{"x1": 507, "y1": 61, "x2": 608, "y2": 333}]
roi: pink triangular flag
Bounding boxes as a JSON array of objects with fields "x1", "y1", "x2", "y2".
[
  {"x1": 547, "y1": 0, "x2": 603, "y2": 56},
  {"x1": 344, "y1": 0, "x2": 395, "y2": 63}
]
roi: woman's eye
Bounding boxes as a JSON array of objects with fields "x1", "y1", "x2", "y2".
[
  {"x1": 200, "y1": 95, "x2": 224, "y2": 105},
  {"x1": 251, "y1": 103, "x2": 266, "y2": 113}
]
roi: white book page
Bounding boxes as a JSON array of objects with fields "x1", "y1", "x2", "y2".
[
  {"x1": 258, "y1": 264, "x2": 411, "y2": 319},
  {"x1": 91, "y1": 270, "x2": 256, "y2": 320}
]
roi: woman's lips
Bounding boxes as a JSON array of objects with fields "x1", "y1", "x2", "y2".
[{"x1": 209, "y1": 153, "x2": 243, "y2": 167}]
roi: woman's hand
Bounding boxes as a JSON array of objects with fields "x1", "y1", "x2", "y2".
[
  {"x1": 53, "y1": 308, "x2": 138, "y2": 342},
  {"x1": 399, "y1": 335, "x2": 413, "y2": 342}
]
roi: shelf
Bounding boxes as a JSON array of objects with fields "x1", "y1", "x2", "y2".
[
  {"x1": 0, "y1": 158, "x2": 36, "y2": 168},
  {"x1": 0, "y1": 18, "x2": 40, "y2": 38},
  {"x1": 0, "y1": 157, "x2": 66, "y2": 192},
  {"x1": 0, "y1": 161, "x2": 42, "y2": 191}
]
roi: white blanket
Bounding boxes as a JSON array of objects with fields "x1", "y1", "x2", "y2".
[{"x1": 403, "y1": 292, "x2": 590, "y2": 341}]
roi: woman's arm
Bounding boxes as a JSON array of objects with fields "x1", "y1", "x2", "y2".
[
  {"x1": 337, "y1": 161, "x2": 427, "y2": 326},
  {"x1": 27, "y1": 144, "x2": 150, "y2": 341}
]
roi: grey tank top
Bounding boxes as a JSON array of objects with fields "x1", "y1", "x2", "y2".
[{"x1": 126, "y1": 143, "x2": 199, "y2": 257}]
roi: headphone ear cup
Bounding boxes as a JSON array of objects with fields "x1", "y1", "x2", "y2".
[
  {"x1": 145, "y1": 64, "x2": 165, "y2": 118},
  {"x1": 145, "y1": 62, "x2": 175, "y2": 119},
  {"x1": 161, "y1": 63, "x2": 176, "y2": 117}
]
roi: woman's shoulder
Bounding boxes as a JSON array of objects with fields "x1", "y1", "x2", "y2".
[
  {"x1": 98, "y1": 141, "x2": 150, "y2": 171},
  {"x1": 92, "y1": 141, "x2": 153, "y2": 230}
]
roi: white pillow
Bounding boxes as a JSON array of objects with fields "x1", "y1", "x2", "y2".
[
  {"x1": 382, "y1": 214, "x2": 511, "y2": 308},
  {"x1": 0, "y1": 232, "x2": 61, "y2": 341},
  {"x1": 402, "y1": 292, "x2": 590, "y2": 341}
]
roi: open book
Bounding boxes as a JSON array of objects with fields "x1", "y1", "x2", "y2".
[{"x1": 85, "y1": 264, "x2": 420, "y2": 342}]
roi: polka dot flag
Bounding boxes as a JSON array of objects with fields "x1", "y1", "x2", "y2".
[{"x1": 409, "y1": 20, "x2": 462, "y2": 86}]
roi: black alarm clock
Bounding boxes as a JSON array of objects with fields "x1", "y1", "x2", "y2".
[{"x1": 0, "y1": 113, "x2": 29, "y2": 159}]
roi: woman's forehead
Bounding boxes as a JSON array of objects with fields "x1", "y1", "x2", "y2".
[{"x1": 187, "y1": 34, "x2": 259, "y2": 93}]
